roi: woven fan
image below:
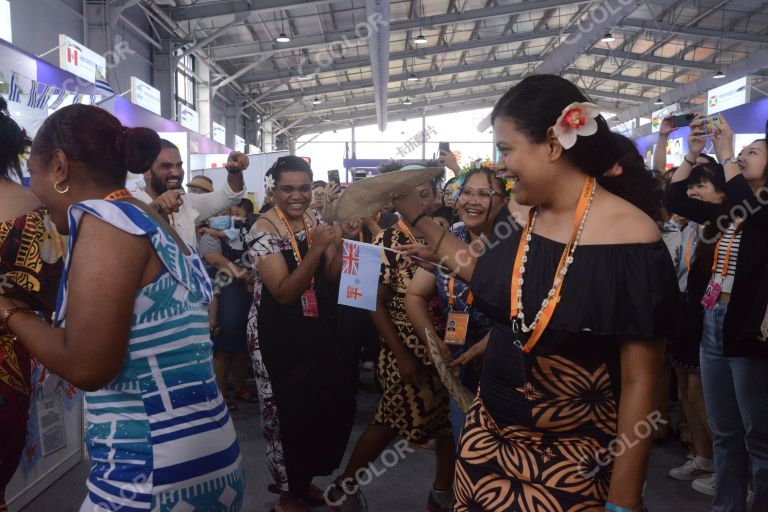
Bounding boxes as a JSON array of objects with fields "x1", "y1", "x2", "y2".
[{"x1": 425, "y1": 328, "x2": 475, "y2": 413}]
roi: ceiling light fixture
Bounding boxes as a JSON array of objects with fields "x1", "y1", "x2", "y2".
[
  {"x1": 601, "y1": 32, "x2": 615, "y2": 43},
  {"x1": 407, "y1": 73, "x2": 419, "y2": 82},
  {"x1": 654, "y1": 97, "x2": 664, "y2": 106},
  {"x1": 403, "y1": 97, "x2": 413, "y2": 105},
  {"x1": 414, "y1": 33, "x2": 427, "y2": 44},
  {"x1": 275, "y1": 32, "x2": 291, "y2": 43},
  {"x1": 312, "y1": 97, "x2": 322, "y2": 105},
  {"x1": 713, "y1": 69, "x2": 726, "y2": 79}
]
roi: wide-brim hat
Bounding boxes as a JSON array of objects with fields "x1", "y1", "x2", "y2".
[
  {"x1": 188, "y1": 176, "x2": 214, "y2": 193},
  {"x1": 334, "y1": 166, "x2": 442, "y2": 222}
]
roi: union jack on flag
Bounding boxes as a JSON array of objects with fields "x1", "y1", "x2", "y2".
[{"x1": 342, "y1": 242, "x2": 360, "y2": 275}]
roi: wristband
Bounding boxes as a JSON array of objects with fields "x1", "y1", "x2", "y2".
[
  {"x1": 683, "y1": 155, "x2": 696, "y2": 166},
  {"x1": 408, "y1": 212, "x2": 427, "y2": 227},
  {"x1": 605, "y1": 503, "x2": 633, "y2": 512},
  {"x1": 1, "y1": 306, "x2": 36, "y2": 332}
]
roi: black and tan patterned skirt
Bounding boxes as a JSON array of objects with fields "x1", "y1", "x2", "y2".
[
  {"x1": 454, "y1": 397, "x2": 614, "y2": 511},
  {"x1": 373, "y1": 295, "x2": 451, "y2": 444}
]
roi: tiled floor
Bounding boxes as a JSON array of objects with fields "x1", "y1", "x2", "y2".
[{"x1": 18, "y1": 372, "x2": 713, "y2": 512}]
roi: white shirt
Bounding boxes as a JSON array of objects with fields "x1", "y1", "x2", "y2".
[{"x1": 132, "y1": 183, "x2": 245, "y2": 245}]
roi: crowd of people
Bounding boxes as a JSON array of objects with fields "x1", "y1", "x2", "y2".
[{"x1": 0, "y1": 72, "x2": 766, "y2": 512}]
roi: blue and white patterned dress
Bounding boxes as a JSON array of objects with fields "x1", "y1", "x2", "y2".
[{"x1": 54, "y1": 200, "x2": 244, "y2": 512}]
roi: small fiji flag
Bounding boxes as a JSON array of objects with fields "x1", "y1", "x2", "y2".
[{"x1": 338, "y1": 240, "x2": 381, "y2": 311}]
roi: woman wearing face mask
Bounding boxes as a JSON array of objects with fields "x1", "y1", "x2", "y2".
[
  {"x1": 198, "y1": 206, "x2": 256, "y2": 412},
  {"x1": 327, "y1": 166, "x2": 454, "y2": 512},
  {"x1": 405, "y1": 168, "x2": 509, "y2": 447},
  {"x1": 393, "y1": 75, "x2": 678, "y2": 511},
  {"x1": 245, "y1": 156, "x2": 353, "y2": 512},
  {"x1": 664, "y1": 114, "x2": 768, "y2": 511},
  {"x1": 0, "y1": 104, "x2": 244, "y2": 511}
]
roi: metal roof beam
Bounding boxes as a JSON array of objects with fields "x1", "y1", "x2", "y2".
[
  {"x1": 619, "y1": 18, "x2": 768, "y2": 45},
  {"x1": 277, "y1": 73, "x2": 648, "y2": 118},
  {"x1": 209, "y1": 0, "x2": 591, "y2": 60},
  {"x1": 170, "y1": 0, "x2": 336, "y2": 23},
  {"x1": 250, "y1": 61, "x2": 679, "y2": 105}
]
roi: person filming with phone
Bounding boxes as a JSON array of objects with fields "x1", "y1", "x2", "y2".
[{"x1": 663, "y1": 112, "x2": 768, "y2": 511}]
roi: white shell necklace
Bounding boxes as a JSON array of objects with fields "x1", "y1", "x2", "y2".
[{"x1": 512, "y1": 177, "x2": 597, "y2": 337}]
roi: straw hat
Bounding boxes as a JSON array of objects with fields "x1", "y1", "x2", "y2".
[
  {"x1": 187, "y1": 176, "x2": 214, "y2": 193},
  {"x1": 333, "y1": 165, "x2": 442, "y2": 222}
]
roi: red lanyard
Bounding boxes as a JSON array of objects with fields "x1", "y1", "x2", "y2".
[
  {"x1": 397, "y1": 219, "x2": 418, "y2": 244},
  {"x1": 711, "y1": 226, "x2": 738, "y2": 278},
  {"x1": 274, "y1": 207, "x2": 314, "y2": 284},
  {"x1": 509, "y1": 176, "x2": 594, "y2": 353},
  {"x1": 448, "y1": 276, "x2": 474, "y2": 310},
  {"x1": 104, "y1": 188, "x2": 132, "y2": 201}
]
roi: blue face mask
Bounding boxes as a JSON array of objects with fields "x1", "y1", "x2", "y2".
[{"x1": 209, "y1": 216, "x2": 231, "y2": 230}]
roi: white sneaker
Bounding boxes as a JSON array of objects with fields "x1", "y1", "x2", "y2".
[
  {"x1": 692, "y1": 474, "x2": 716, "y2": 496},
  {"x1": 326, "y1": 479, "x2": 368, "y2": 512},
  {"x1": 669, "y1": 455, "x2": 715, "y2": 480}
]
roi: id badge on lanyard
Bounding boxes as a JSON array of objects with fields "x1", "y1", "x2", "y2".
[
  {"x1": 701, "y1": 275, "x2": 723, "y2": 310},
  {"x1": 444, "y1": 311, "x2": 469, "y2": 346},
  {"x1": 301, "y1": 289, "x2": 320, "y2": 318}
]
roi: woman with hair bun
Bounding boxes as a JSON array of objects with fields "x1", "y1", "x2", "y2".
[
  {"x1": 395, "y1": 75, "x2": 678, "y2": 511},
  {"x1": 0, "y1": 104, "x2": 243, "y2": 511},
  {"x1": 0, "y1": 98, "x2": 64, "y2": 511},
  {"x1": 246, "y1": 156, "x2": 353, "y2": 512}
]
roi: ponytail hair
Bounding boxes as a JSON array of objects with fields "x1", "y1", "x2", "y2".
[{"x1": 32, "y1": 104, "x2": 160, "y2": 186}]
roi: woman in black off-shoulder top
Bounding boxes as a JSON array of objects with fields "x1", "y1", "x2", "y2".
[{"x1": 395, "y1": 75, "x2": 678, "y2": 512}]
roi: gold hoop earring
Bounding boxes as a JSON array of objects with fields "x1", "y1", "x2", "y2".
[{"x1": 54, "y1": 181, "x2": 70, "y2": 194}]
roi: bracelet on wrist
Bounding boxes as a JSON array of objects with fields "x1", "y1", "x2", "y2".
[
  {"x1": 605, "y1": 503, "x2": 634, "y2": 512},
  {"x1": 683, "y1": 155, "x2": 697, "y2": 166},
  {"x1": 431, "y1": 230, "x2": 448, "y2": 257},
  {"x1": 720, "y1": 156, "x2": 739, "y2": 166},
  {"x1": 1, "y1": 306, "x2": 36, "y2": 332},
  {"x1": 408, "y1": 212, "x2": 427, "y2": 227}
]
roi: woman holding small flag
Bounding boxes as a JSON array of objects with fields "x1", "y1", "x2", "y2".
[
  {"x1": 246, "y1": 156, "x2": 354, "y2": 512},
  {"x1": 394, "y1": 75, "x2": 678, "y2": 511},
  {"x1": 327, "y1": 165, "x2": 455, "y2": 512}
]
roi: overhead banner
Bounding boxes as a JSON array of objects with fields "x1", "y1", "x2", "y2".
[
  {"x1": 0, "y1": 0, "x2": 11, "y2": 43},
  {"x1": 235, "y1": 135, "x2": 246, "y2": 153},
  {"x1": 130, "y1": 76, "x2": 161, "y2": 116},
  {"x1": 58, "y1": 34, "x2": 105, "y2": 84},
  {"x1": 212, "y1": 122, "x2": 226, "y2": 145},
  {"x1": 707, "y1": 76, "x2": 749, "y2": 115},
  {"x1": 179, "y1": 104, "x2": 199, "y2": 132}
]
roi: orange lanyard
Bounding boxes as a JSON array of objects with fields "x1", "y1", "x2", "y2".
[
  {"x1": 274, "y1": 207, "x2": 314, "y2": 284},
  {"x1": 509, "y1": 176, "x2": 594, "y2": 353},
  {"x1": 104, "y1": 188, "x2": 132, "y2": 201},
  {"x1": 448, "y1": 276, "x2": 474, "y2": 311},
  {"x1": 684, "y1": 230, "x2": 697, "y2": 273},
  {"x1": 711, "y1": 226, "x2": 738, "y2": 278},
  {"x1": 397, "y1": 219, "x2": 418, "y2": 244},
  {"x1": 359, "y1": 212, "x2": 383, "y2": 242}
]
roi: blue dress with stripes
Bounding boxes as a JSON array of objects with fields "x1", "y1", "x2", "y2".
[{"x1": 54, "y1": 200, "x2": 244, "y2": 512}]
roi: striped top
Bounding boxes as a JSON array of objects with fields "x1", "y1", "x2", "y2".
[
  {"x1": 54, "y1": 200, "x2": 243, "y2": 512},
  {"x1": 714, "y1": 223, "x2": 741, "y2": 294}
]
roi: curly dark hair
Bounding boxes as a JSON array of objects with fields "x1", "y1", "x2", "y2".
[{"x1": 0, "y1": 97, "x2": 32, "y2": 182}]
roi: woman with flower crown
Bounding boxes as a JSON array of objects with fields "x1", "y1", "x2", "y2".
[{"x1": 394, "y1": 75, "x2": 678, "y2": 511}]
